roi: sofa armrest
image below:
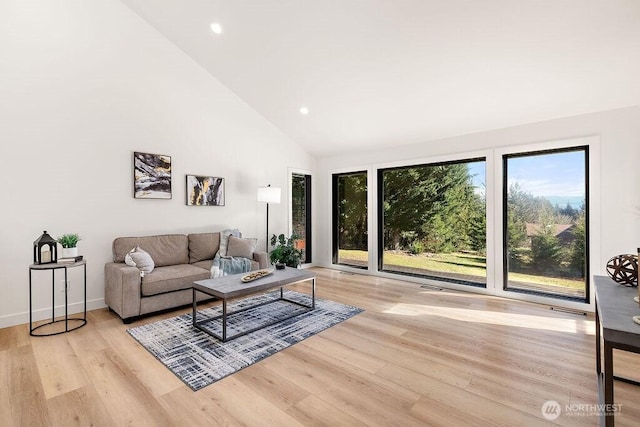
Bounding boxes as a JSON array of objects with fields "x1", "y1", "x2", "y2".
[
  {"x1": 253, "y1": 251, "x2": 269, "y2": 269},
  {"x1": 105, "y1": 262, "x2": 142, "y2": 322}
]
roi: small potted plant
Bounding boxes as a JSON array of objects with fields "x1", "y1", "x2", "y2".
[
  {"x1": 269, "y1": 233, "x2": 304, "y2": 269},
  {"x1": 57, "y1": 233, "x2": 81, "y2": 258}
]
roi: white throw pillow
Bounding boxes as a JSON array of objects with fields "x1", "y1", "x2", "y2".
[
  {"x1": 124, "y1": 250, "x2": 136, "y2": 267},
  {"x1": 125, "y1": 246, "x2": 155, "y2": 276}
]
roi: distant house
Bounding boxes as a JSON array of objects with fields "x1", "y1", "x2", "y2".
[{"x1": 525, "y1": 223, "x2": 575, "y2": 246}]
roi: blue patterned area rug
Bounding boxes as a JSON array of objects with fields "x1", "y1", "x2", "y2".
[{"x1": 127, "y1": 290, "x2": 363, "y2": 391}]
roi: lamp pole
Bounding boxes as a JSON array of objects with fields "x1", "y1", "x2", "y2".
[
  {"x1": 257, "y1": 184, "x2": 281, "y2": 252},
  {"x1": 265, "y1": 200, "x2": 270, "y2": 252}
]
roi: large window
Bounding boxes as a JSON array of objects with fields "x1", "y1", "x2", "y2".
[
  {"x1": 378, "y1": 159, "x2": 487, "y2": 286},
  {"x1": 332, "y1": 171, "x2": 368, "y2": 268},
  {"x1": 291, "y1": 173, "x2": 312, "y2": 264},
  {"x1": 503, "y1": 147, "x2": 589, "y2": 301}
]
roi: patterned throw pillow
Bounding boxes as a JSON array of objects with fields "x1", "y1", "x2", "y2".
[
  {"x1": 125, "y1": 246, "x2": 155, "y2": 276},
  {"x1": 227, "y1": 235, "x2": 258, "y2": 259}
]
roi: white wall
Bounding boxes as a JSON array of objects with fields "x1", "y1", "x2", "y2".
[
  {"x1": 0, "y1": 0, "x2": 314, "y2": 328},
  {"x1": 317, "y1": 106, "x2": 640, "y2": 306}
]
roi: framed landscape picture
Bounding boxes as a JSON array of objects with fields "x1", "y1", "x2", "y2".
[
  {"x1": 134, "y1": 152, "x2": 172, "y2": 199},
  {"x1": 186, "y1": 175, "x2": 225, "y2": 206}
]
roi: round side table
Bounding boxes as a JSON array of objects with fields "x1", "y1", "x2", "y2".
[{"x1": 28, "y1": 260, "x2": 87, "y2": 336}]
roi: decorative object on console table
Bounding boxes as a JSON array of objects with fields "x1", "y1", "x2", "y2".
[
  {"x1": 33, "y1": 231, "x2": 57, "y2": 264},
  {"x1": 57, "y1": 233, "x2": 81, "y2": 258},
  {"x1": 186, "y1": 175, "x2": 225, "y2": 206},
  {"x1": 257, "y1": 184, "x2": 281, "y2": 251},
  {"x1": 605, "y1": 254, "x2": 638, "y2": 286},
  {"x1": 635, "y1": 248, "x2": 640, "y2": 324},
  {"x1": 133, "y1": 151, "x2": 172, "y2": 199},
  {"x1": 269, "y1": 233, "x2": 304, "y2": 268}
]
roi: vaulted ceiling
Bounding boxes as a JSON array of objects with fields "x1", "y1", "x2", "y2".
[{"x1": 122, "y1": 0, "x2": 640, "y2": 156}]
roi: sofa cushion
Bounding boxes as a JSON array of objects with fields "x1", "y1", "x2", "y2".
[
  {"x1": 227, "y1": 235, "x2": 257, "y2": 259},
  {"x1": 188, "y1": 232, "x2": 220, "y2": 263},
  {"x1": 192, "y1": 259, "x2": 213, "y2": 271},
  {"x1": 113, "y1": 234, "x2": 189, "y2": 267},
  {"x1": 140, "y1": 264, "x2": 211, "y2": 297}
]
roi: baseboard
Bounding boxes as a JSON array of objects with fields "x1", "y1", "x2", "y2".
[
  {"x1": 298, "y1": 262, "x2": 317, "y2": 269},
  {"x1": 0, "y1": 298, "x2": 106, "y2": 330}
]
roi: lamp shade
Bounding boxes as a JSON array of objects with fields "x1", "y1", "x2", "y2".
[{"x1": 257, "y1": 186, "x2": 281, "y2": 204}]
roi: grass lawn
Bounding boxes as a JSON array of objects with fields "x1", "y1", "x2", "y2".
[{"x1": 338, "y1": 249, "x2": 584, "y2": 290}]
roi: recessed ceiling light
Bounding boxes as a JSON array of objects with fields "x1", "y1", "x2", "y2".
[
  {"x1": 210, "y1": 22, "x2": 223, "y2": 35},
  {"x1": 299, "y1": 107, "x2": 309, "y2": 115}
]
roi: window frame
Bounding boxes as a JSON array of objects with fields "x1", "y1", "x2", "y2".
[
  {"x1": 331, "y1": 170, "x2": 369, "y2": 269},
  {"x1": 289, "y1": 170, "x2": 313, "y2": 264},
  {"x1": 325, "y1": 136, "x2": 599, "y2": 311},
  {"x1": 501, "y1": 145, "x2": 590, "y2": 303},
  {"x1": 377, "y1": 156, "x2": 488, "y2": 287}
]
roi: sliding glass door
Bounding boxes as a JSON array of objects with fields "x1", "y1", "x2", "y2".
[
  {"x1": 503, "y1": 147, "x2": 589, "y2": 301},
  {"x1": 332, "y1": 171, "x2": 368, "y2": 268}
]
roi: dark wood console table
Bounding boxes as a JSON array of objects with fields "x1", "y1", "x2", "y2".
[{"x1": 594, "y1": 275, "x2": 640, "y2": 426}]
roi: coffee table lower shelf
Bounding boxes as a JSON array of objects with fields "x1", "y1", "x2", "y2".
[
  {"x1": 192, "y1": 288, "x2": 314, "y2": 342},
  {"x1": 192, "y1": 268, "x2": 316, "y2": 342}
]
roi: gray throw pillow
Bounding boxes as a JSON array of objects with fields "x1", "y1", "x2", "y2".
[
  {"x1": 125, "y1": 246, "x2": 155, "y2": 276},
  {"x1": 227, "y1": 235, "x2": 257, "y2": 259},
  {"x1": 220, "y1": 228, "x2": 241, "y2": 256}
]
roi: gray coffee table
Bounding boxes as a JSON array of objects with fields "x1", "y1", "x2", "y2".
[{"x1": 192, "y1": 267, "x2": 316, "y2": 342}]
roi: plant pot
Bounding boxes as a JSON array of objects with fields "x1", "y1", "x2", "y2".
[
  {"x1": 275, "y1": 262, "x2": 286, "y2": 270},
  {"x1": 62, "y1": 247, "x2": 78, "y2": 258}
]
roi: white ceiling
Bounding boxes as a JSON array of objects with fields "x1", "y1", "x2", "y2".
[{"x1": 121, "y1": 0, "x2": 640, "y2": 157}]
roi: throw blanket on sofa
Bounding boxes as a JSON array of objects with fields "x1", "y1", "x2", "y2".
[
  {"x1": 210, "y1": 229, "x2": 252, "y2": 278},
  {"x1": 211, "y1": 256, "x2": 252, "y2": 278}
]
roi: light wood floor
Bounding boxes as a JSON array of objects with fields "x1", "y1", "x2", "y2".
[{"x1": 1, "y1": 267, "x2": 639, "y2": 426}]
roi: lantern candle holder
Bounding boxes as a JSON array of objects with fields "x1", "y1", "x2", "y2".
[{"x1": 33, "y1": 231, "x2": 57, "y2": 264}]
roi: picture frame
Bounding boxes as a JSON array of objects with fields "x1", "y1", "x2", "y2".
[
  {"x1": 186, "y1": 175, "x2": 225, "y2": 206},
  {"x1": 133, "y1": 152, "x2": 172, "y2": 199}
]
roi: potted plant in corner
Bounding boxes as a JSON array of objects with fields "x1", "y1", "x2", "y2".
[
  {"x1": 57, "y1": 233, "x2": 81, "y2": 258},
  {"x1": 269, "y1": 233, "x2": 304, "y2": 269}
]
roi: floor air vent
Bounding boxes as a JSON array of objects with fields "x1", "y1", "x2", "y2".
[
  {"x1": 420, "y1": 284, "x2": 443, "y2": 291},
  {"x1": 549, "y1": 306, "x2": 587, "y2": 316}
]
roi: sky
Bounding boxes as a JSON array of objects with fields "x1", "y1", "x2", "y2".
[
  {"x1": 468, "y1": 161, "x2": 486, "y2": 193},
  {"x1": 506, "y1": 150, "x2": 586, "y2": 197},
  {"x1": 467, "y1": 149, "x2": 586, "y2": 199}
]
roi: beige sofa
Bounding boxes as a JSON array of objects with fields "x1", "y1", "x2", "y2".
[{"x1": 104, "y1": 232, "x2": 268, "y2": 323}]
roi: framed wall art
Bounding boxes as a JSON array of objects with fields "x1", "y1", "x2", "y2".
[
  {"x1": 186, "y1": 175, "x2": 225, "y2": 206},
  {"x1": 133, "y1": 152, "x2": 172, "y2": 199}
]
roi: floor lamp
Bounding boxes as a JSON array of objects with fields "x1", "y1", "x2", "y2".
[{"x1": 257, "y1": 185, "x2": 281, "y2": 251}]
